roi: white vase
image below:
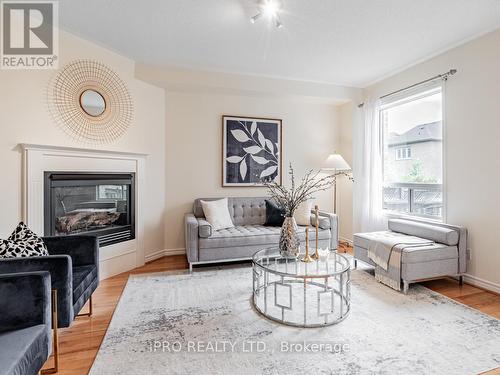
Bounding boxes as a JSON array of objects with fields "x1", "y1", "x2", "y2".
[{"x1": 279, "y1": 216, "x2": 300, "y2": 258}]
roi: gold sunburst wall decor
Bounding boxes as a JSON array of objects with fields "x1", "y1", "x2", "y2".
[{"x1": 48, "y1": 59, "x2": 133, "y2": 144}]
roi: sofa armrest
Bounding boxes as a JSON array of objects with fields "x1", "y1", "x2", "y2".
[
  {"x1": 185, "y1": 214, "x2": 199, "y2": 263},
  {"x1": 197, "y1": 218, "x2": 213, "y2": 238},
  {"x1": 0, "y1": 271, "x2": 51, "y2": 334},
  {"x1": 318, "y1": 211, "x2": 338, "y2": 250},
  {"x1": 0, "y1": 256, "x2": 73, "y2": 327},
  {"x1": 43, "y1": 235, "x2": 99, "y2": 267}
]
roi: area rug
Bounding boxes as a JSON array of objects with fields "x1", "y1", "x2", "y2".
[{"x1": 90, "y1": 265, "x2": 500, "y2": 375}]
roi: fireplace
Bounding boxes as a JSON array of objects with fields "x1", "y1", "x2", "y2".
[{"x1": 44, "y1": 172, "x2": 135, "y2": 246}]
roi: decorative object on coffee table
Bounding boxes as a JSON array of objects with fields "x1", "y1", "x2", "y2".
[
  {"x1": 263, "y1": 164, "x2": 341, "y2": 257},
  {"x1": 311, "y1": 205, "x2": 320, "y2": 260},
  {"x1": 47, "y1": 59, "x2": 133, "y2": 144},
  {"x1": 222, "y1": 115, "x2": 282, "y2": 186},
  {"x1": 301, "y1": 227, "x2": 314, "y2": 262}
]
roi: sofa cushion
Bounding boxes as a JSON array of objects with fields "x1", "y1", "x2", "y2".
[
  {"x1": 312, "y1": 215, "x2": 331, "y2": 230},
  {"x1": 72, "y1": 265, "x2": 97, "y2": 304},
  {"x1": 294, "y1": 200, "x2": 313, "y2": 226},
  {"x1": 264, "y1": 199, "x2": 285, "y2": 226},
  {"x1": 401, "y1": 243, "x2": 458, "y2": 264},
  {"x1": 194, "y1": 197, "x2": 267, "y2": 226},
  {"x1": 0, "y1": 325, "x2": 49, "y2": 375},
  {"x1": 200, "y1": 198, "x2": 234, "y2": 231},
  {"x1": 388, "y1": 219, "x2": 459, "y2": 246},
  {"x1": 354, "y1": 231, "x2": 458, "y2": 264},
  {"x1": 199, "y1": 225, "x2": 331, "y2": 249}
]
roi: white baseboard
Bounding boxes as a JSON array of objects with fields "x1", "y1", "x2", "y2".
[
  {"x1": 145, "y1": 248, "x2": 186, "y2": 263},
  {"x1": 463, "y1": 274, "x2": 500, "y2": 294}
]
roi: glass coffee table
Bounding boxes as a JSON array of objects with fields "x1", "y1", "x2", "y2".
[{"x1": 252, "y1": 248, "x2": 351, "y2": 328}]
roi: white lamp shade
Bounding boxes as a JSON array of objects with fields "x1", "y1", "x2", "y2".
[{"x1": 322, "y1": 153, "x2": 351, "y2": 171}]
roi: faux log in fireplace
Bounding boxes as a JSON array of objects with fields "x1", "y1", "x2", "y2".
[{"x1": 44, "y1": 172, "x2": 135, "y2": 246}]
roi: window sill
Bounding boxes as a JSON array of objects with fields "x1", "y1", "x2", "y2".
[{"x1": 383, "y1": 211, "x2": 443, "y2": 224}]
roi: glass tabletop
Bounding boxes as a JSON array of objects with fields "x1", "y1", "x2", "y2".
[{"x1": 252, "y1": 247, "x2": 350, "y2": 278}]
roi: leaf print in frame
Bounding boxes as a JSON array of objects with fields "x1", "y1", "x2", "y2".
[{"x1": 222, "y1": 115, "x2": 282, "y2": 187}]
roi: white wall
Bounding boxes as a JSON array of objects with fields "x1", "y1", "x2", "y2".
[
  {"x1": 363, "y1": 28, "x2": 500, "y2": 289},
  {"x1": 164, "y1": 91, "x2": 343, "y2": 250},
  {"x1": 0, "y1": 30, "x2": 166, "y2": 258}
]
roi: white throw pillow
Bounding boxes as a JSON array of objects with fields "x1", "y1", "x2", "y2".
[
  {"x1": 294, "y1": 200, "x2": 313, "y2": 226},
  {"x1": 200, "y1": 198, "x2": 234, "y2": 231}
]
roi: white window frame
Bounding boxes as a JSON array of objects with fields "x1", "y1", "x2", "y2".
[
  {"x1": 379, "y1": 82, "x2": 446, "y2": 222},
  {"x1": 395, "y1": 146, "x2": 411, "y2": 160}
]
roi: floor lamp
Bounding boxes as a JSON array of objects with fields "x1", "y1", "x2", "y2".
[{"x1": 322, "y1": 153, "x2": 351, "y2": 251}]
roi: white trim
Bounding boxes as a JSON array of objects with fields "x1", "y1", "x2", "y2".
[
  {"x1": 145, "y1": 248, "x2": 186, "y2": 263},
  {"x1": 463, "y1": 274, "x2": 500, "y2": 295},
  {"x1": 19, "y1": 143, "x2": 148, "y2": 157}
]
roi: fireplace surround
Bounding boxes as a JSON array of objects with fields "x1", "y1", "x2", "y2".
[
  {"x1": 44, "y1": 172, "x2": 135, "y2": 246},
  {"x1": 21, "y1": 143, "x2": 147, "y2": 279}
]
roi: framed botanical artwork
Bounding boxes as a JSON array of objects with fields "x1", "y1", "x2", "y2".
[{"x1": 222, "y1": 115, "x2": 282, "y2": 187}]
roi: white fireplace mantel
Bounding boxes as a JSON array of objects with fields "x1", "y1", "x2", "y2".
[{"x1": 20, "y1": 143, "x2": 148, "y2": 279}]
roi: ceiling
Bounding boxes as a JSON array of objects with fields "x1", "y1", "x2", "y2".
[{"x1": 59, "y1": 0, "x2": 500, "y2": 88}]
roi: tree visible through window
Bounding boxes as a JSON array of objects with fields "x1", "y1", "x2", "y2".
[{"x1": 381, "y1": 86, "x2": 443, "y2": 219}]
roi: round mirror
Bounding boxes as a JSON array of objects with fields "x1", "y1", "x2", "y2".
[{"x1": 79, "y1": 89, "x2": 106, "y2": 117}]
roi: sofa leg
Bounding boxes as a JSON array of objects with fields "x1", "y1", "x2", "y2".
[
  {"x1": 76, "y1": 295, "x2": 93, "y2": 317},
  {"x1": 459, "y1": 276, "x2": 463, "y2": 286},
  {"x1": 403, "y1": 281, "x2": 409, "y2": 295},
  {"x1": 42, "y1": 290, "x2": 59, "y2": 374}
]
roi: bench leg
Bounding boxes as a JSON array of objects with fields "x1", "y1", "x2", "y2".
[
  {"x1": 189, "y1": 263, "x2": 193, "y2": 273},
  {"x1": 353, "y1": 259, "x2": 358, "y2": 269},
  {"x1": 459, "y1": 275, "x2": 463, "y2": 286},
  {"x1": 403, "y1": 281, "x2": 409, "y2": 295}
]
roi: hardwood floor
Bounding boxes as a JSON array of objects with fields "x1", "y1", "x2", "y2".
[{"x1": 43, "y1": 246, "x2": 500, "y2": 375}]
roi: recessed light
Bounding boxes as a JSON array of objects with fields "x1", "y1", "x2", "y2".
[{"x1": 250, "y1": 0, "x2": 283, "y2": 29}]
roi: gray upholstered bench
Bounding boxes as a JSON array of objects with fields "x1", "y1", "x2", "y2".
[{"x1": 353, "y1": 218, "x2": 467, "y2": 293}]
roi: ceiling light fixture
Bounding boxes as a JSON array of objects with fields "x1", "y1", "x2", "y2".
[{"x1": 250, "y1": 0, "x2": 283, "y2": 29}]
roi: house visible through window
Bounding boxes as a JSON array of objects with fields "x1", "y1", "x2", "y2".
[{"x1": 381, "y1": 85, "x2": 443, "y2": 219}]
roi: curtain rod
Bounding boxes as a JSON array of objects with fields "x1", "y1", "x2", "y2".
[{"x1": 357, "y1": 68, "x2": 457, "y2": 108}]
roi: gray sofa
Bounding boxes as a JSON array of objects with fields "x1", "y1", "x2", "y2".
[
  {"x1": 353, "y1": 218, "x2": 467, "y2": 293},
  {"x1": 185, "y1": 197, "x2": 338, "y2": 271}
]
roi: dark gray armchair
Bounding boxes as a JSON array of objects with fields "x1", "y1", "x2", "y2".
[
  {"x1": 0, "y1": 235, "x2": 99, "y2": 328},
  {"x1": 0, "y1": 271, "x2": 52, "y2": 375}
]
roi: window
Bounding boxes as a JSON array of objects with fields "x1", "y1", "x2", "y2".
[
  {"x1": 395, "y1": 147, "x2": 411, "y2": 160},
  {"x1": 381, "y1": 86, "x2": 443, "y2": 219}
]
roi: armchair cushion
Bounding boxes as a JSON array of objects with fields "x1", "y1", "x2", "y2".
[
  {"x1": 72, "y1": 265, "x2": 98, "y2": 305},
  {"x1": 0, "y1": 325, "x2": 50, "y2": 375},
  {"x1": 6, "y1": 222, "x2": 48, "y2": 257}
]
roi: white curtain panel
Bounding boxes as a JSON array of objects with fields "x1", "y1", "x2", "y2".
[{"x1": 353, "y1": 98, "x2": 387, "y2": 233}]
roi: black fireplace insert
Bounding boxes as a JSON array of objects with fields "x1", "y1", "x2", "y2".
[{"x1": 44, "y1": 172, "x2": 135, "y2": 246}]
